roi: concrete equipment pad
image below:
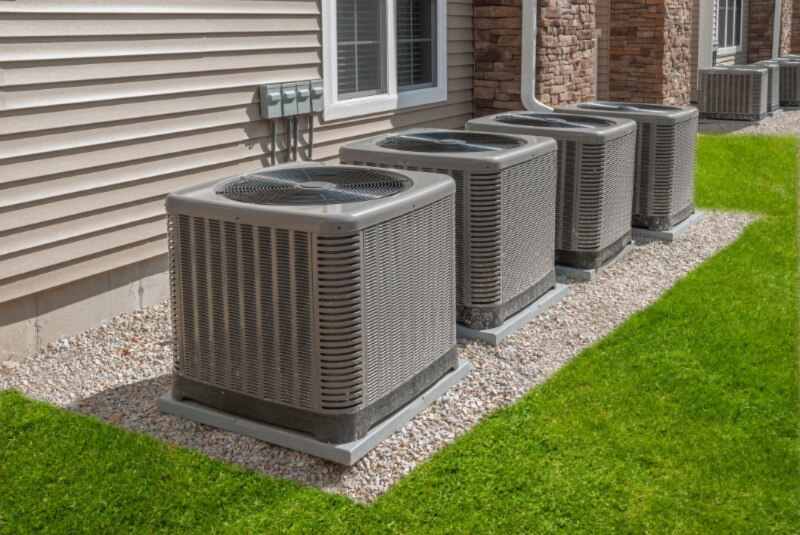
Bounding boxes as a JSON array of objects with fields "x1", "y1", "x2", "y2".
[
  {"x1": 456, "y1": 283, "x2": 569, "y2": 345},
  {"x1": 632, "y1": 211, "x2": 704, "y2": 243},
  {"x1": 555, "y1": 241, "x2": 636, "y2": 282},
  {"x1": 157, "y1": 358, "x2": 471, "y2": 466}
]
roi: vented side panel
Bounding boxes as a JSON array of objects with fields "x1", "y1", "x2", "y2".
[
  {"x1": 171, "y1": 215, "x2": 316, "y2": 409},
  {"x1": 314, "y1": 234, "x2": 365, "y2": 412},
  {"x1": 698, "y1": 69, "x2": 767, "y2": 120},
  {"x1": 464, "y1": 170, "x2": 502, "y2": 306},
  {"x1": 501, "y1": 155, "x2": 557, "y2": 301},
  {"x1": 556, "y1": 134, "x2": 633, "y2": 253},
  {"x1": 600, "y1": 133, "x2": 635, "y2": 249},
  {"x1": 362, "y1": 197, "x2": 455, "y2": 404},
  {"x1": 634, "y1": 123, "x2": 655, "y2": 217},
  {"x1": 779, "y1": 63, "x2": 800, "y2": 106}
]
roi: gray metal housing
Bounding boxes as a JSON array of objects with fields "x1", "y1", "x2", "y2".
[
  {"x1": 770, "y1": 57, "x2": 800, "y2": 106},
  {"x1": 165, "y1": 162, "x2": 458, "y2": 443},
  {"x1": 465, "y1": 113, "x2": 636, "y2": 269},
  {"x1": 698, "y1": 66, "x2": 769, "y2": 121},
  {"x1": 557, "y1": 102, "x2": 698, "y2": 231},
  {"x1": 339, "y1": 128, "x2": 558, "y2": 330},
  {"x1": 743, "y1": 62, "x2": 781, "y2": 113}
]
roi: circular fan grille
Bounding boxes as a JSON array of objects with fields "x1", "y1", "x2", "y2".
[
  {"x1": 378, "y1": 131, "x2": 523, "y2": 153},
  {"x1": 215, "y1": 167, "x2": 412, "y2": 205},
  {"x1": 577, "y1": 102, "x2": 681, "y2": 113},
  {"x1": 497, "y1": 113, "x2": 613, "y2": 129}
]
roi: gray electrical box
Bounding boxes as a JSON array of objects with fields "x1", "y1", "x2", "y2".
[
  {"x1": 311, "y1": 79, "x2": 324, "y2": 113},
  {"x1": 259, "y1": 84, "x2": 283, "y2": 119},
  {"x1": 281, "y1": 82, "x2": 298, "y2": 116},
  {"x1": 296, "y1": 81, "x2": 311, "y2": 114}
]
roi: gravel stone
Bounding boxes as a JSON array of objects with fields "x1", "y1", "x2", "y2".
[
  {"x1": 698, "y1": 108, "x2": 800, "y2": 135},
  {"x1": 0, "y1": 211, "x2": 753, "y2": 503}
]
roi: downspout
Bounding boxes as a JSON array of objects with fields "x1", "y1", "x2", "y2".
[
  {"x1": 772, "y1": 0, "x2": 783, "y2": 58},
  {"x1": 521, "y1": 0, "x2": 553, "y2": 111}
]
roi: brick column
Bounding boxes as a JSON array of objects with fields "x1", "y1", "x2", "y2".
[
  {"x1": 473, "y1": 0, "x2": 596, "y2": 116},
  {"x1": 608, "y1": 0, "x2": 691, "y2": 106},
  {"x1": 749, "y1": 0, "x2": 794, "y2": 61},
  {"x1": 793, "y1": 0, "x2": 800, "y2": 52}
]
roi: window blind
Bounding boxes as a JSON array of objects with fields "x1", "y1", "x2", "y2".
[
  {"x1": 397, "y1": 0, "x2": 434, "y2": 90},
  {"x1": 337, "y1": 0, "x2": 385, "y2": 98}
]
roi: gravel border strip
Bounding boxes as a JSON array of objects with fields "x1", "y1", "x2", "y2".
[
  {"x1": 698, "y1": 108, "x2": 800, "y2": 135},
  {"x1": 0, "y1": 211, "x2": 753, "y2": 502}
]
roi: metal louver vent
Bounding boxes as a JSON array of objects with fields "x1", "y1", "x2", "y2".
[
  {"x1": 215, "y1": 167, "x2": 411, "y2": 205},
  {"x1": 378, "y1": 131, "x2": 523, "y2": 152},
  {"x1": 497, "y1": 113, "x2": 614, "y2": 129}
]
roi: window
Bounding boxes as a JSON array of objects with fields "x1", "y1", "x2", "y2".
[
  {"x1": 716, "y1": 0, "x2": 743, "y2": 54},
  {"x1": 323, "y1": 0, "x2": 447, "y2": 121}
]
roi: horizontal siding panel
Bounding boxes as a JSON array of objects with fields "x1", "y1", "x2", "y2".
[
  {"x1": 0, "y1": 33, "x2": 322, "y2": 62},
  {"x1": 0, "y1": 15, "x2": 320, "y2": 38},
  {"x1": 0, "y1": 0, "x2": 473, "y2": 304},
  {"x1": 0, "y1": 238, "x2": 167, "y2": 304},
  {"x1": 0, "y1": 0, "x2": 319, "y2": 15},
  {"x1": 2, "y1": 49, "x2": 321, "y2": 87}
]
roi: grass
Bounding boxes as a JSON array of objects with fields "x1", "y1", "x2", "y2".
[{"x1": 1, "y1": 134, "x2": 798, "y2": 533}]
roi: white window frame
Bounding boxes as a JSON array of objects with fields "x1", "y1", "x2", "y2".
[
  {"x1": 716, "y1": 0, "x2": 744, "y2": 55},
  {"x1": 322, "y1": 0, "x2": 448, "y2": 121}
]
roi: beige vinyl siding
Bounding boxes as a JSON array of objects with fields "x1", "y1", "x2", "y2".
[
  {"x1": 595, "y1": 0, "x2": 610, "y2": 100},
  {"x1": 0, "y1": 0, "x2": 474, "y2": 305}
]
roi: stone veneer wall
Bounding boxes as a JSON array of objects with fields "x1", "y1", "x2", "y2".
[
  {"x1": 607, "y1": 0, "x2": 692, "y2": 105},
  {"x1": 793, "y1": 0, "x2": 800, "y2": 52},
  {"x1": 473, "y1": 0, "x2": 596, "y2": 116},
  {"x1": 749, "y1": 0, "x2": 794, "y2": 61}
]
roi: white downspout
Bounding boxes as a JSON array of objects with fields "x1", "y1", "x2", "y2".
[
  {"x1": 521, "y1": 0, "x2": 553, "y2": 112},
  {"x1": 772, "y1": 0, "x2": 783, "y2": 58}
]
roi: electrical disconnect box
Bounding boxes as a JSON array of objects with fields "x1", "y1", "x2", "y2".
[{"x1": 259, "y1": 79, "x2": 323, "y2": 119}]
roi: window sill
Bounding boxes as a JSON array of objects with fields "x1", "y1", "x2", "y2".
[
  {"x1": 717, "y1": 46, "x2": 743, "y2": 56},
  {"x1": 323, "y1": 85, "x2": 448, "y2": 122}
]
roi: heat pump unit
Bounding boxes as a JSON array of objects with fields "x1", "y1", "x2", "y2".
[
  {"x1": 466, "y1": 113, "x2": 635, "y2": 269},
  {"x1": 771, "y1": 57, "x2": 800, "y2": 106},
  {"x1": 697, "y1": 66, "x2": 769, "y2": 121},
  {"x1": 340, "y1": 129, "x2": 557, "y2": 330},
  {"x1": 744, "y1": 62, "x2": 781, "y2": 113},
  {"x1": 557, "y1": 102, "x2": 698, "y2": 231},
  {"x1": 166, "y1": 162, "x2": 458, "y2": 443}
]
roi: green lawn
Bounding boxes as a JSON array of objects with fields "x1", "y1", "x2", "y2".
[{"x1": 2, "y1": 135, "x2": 798, "y2": 533}]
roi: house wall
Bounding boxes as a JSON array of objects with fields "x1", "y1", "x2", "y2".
[
  {"x1": 780, "y1": 0, "x2": 794, "y2": 55},
  {"x1": 793, "y1": 0, "x2": 800, "y2": 51},
  {"x1": 0, "y1": 0, "x2": 474, "y2": 361},
  {"x1": 607, "y1": 0, "x2": 692, "y2": 105},
  {"x1": 473, "y1": 0, "x2": 596, "y2": 115},
  {"x1": 749, "y1": 0, "x2": 778, "y2": 61}
]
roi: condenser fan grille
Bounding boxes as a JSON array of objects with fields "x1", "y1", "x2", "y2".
[
  {"x1": 378, "y1": 131, "x2": 523, "y2": 152},
  {"x1": 215, "y1": 167, "x2": 411, "y2": 205},
  {"x1": 497, "y1": 113, "x2": 613, "y2": 129}
]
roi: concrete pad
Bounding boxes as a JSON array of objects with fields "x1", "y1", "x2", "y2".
[
  {"x1": 157, "y1": 358, "x2": 471, "y2": 466},
  {"x1": 632, "y1": 211, "x2": 705, "y2": 243},
  {"x1": 456, "y1": 283, "x2": 568, "y2": 345},
  {"x1": 555, "y1": 241, "x2": 636, "y2": 282}
]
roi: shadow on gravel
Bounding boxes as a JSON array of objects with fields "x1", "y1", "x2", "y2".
[{"x1": 70, "y1": 375, "x2": 354, "y2": 490}]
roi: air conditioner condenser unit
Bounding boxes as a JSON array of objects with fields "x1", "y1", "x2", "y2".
[
  {"x1": 165, "y1": 162, "x2": 459, "y2": 444},
  {"x1": 340, "y1": 129, "x2": 558, "y2": 331},
  {"x1": 557, "y1": 102, "x2": 699, "y2": 232},
  {"x1": 466, "y1": 113, "x2": 636, "y2": 270},
  {"x1": 698, "y1": 66, "x2": 769, "y2": 121}
]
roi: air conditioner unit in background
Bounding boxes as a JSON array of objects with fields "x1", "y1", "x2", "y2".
[
  {"x1": 772, "y1": 57, "x2": 800, "y2": 106},
  {"x1": 697, "y1": 66, "x2": 769, "y2": 121},
  {"x1": 743, "y1": 62, "x2": 781, "y2": 114},
  {"x1": 165, "y1": 162, "x2": 458, "y2": 443},
  {"x1": 466, "y1": 113, "x2": 636, "y2": 270},
  {"x1": 557, "y1": 102, "x2": 699, "y2": 232},
  {"x1": 340, "y1": 129, "x2": 558, "y2": 330}
]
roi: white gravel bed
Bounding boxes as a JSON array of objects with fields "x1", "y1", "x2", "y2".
[
  {"x1": 698, "y1": 108, "x2": 800, "y2": 135},
  {"x1": 0, "y1": 211, "x2": 753, "y2": 503}
]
